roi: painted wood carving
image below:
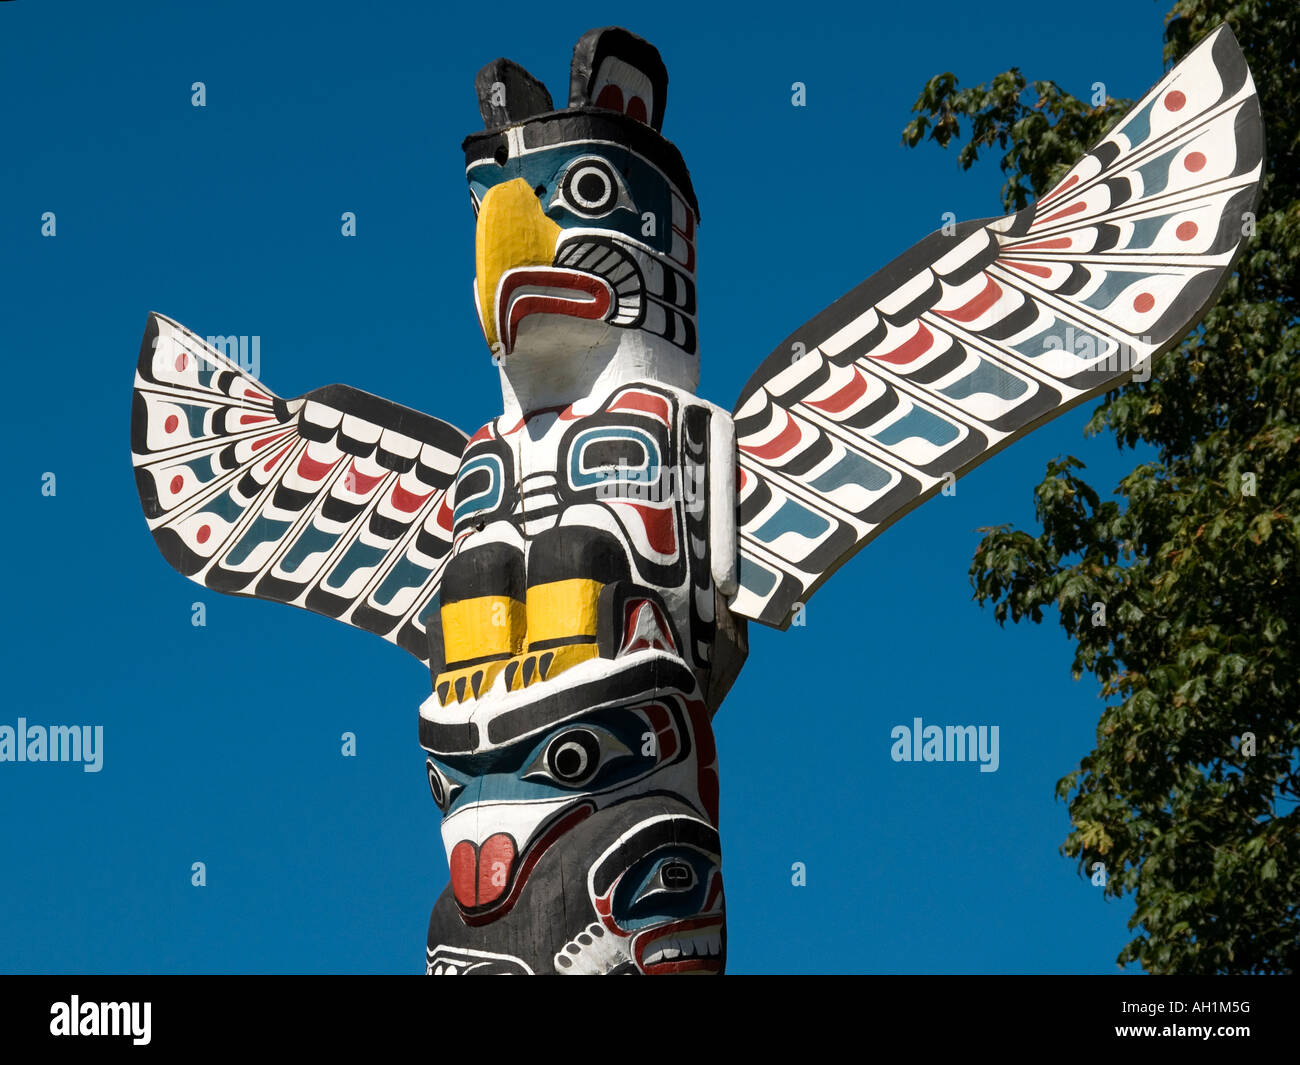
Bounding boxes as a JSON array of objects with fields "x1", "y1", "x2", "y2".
[{"x1": 130, "y1": 25, "x2": 1264, "y2": 974}]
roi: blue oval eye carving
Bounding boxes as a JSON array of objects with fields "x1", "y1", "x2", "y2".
[
  {"x1": 569, "y1": 426, "x2": 660, "y2": 490},
  {"x1": 453, "y1": 454, "x2": 504, "y2": 525},
  {"x1": 614, "y1": 848, "x2": 719, "y2": 929}
]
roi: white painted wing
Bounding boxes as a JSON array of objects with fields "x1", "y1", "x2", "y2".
[
  {"x1": 729, "y1": 26, "x2": 1263, "y2": 628},
  {"x1": 132, "y1": 312, "x2": 468, "y2": 662}
]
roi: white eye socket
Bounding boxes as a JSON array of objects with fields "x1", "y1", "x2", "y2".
[
  {"x1": 426, "y1": 759, "x2": 460, "y2": 812},
  {"x1": 559, "y1": 159, "x2": 621, "y2": 216}
]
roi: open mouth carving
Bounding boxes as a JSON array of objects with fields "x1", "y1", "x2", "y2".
[
  {"x1": 633, "y1": 917, "x2": 725, "y2": 974},
  {"x1": 556, "y1": 236, "x2": 697, "y2": 354},
  {"x1": 555, "y1": 238, "x2": 647, "y2": 326},
  {"x1": 496, "y1": 267, "x2": 614, "y2": 355},
  {"x1": 494, "y1": 236, "x2": 696, "y2": 357}
]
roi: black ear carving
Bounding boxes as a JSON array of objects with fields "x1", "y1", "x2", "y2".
[
  {"x1": 475, "y1": 58, "x2": 554, "y2": 129},
  {"x1": 568, "y1": 27, "x2": 669, "y2": 132}
]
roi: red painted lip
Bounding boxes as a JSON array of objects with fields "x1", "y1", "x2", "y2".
[
  {"x1": 633, "y1": 917, "x2": 725, "y2": 975},
  {"x1": 496, "y1": 267, "x2": 613, "y2": 355}
]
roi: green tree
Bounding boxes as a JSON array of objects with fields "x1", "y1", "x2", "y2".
[{"x1": 902, "y1": 0, "x2": 1299, "y2": 974}]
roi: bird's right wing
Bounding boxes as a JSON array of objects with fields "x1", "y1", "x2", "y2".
[
  {"x1": 727, "y1": 25, "x2": 1263, "y2": 628},
  {"x1": 132, "y1": 312, "x2": 468, "y2": 662}
]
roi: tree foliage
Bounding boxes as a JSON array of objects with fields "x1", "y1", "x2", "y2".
[{"x1": 902, "y1": 0, "x2": 1299, "y2": 973}]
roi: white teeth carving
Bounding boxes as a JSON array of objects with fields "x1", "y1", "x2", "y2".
[{"x1": 643, "y1": 931, "x2": 722, "y2": 965}]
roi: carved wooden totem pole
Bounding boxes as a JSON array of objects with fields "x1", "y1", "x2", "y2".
[{"x1": 131, "y1": 26, "x2": 1263, "y2": 973}]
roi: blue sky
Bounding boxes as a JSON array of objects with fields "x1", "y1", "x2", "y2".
[{"x1": 0, "y1": 0, "x2": 1175, "y2": 973}]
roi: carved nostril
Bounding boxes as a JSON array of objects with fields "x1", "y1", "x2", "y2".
[
  {"x1": 493, "y1": 145, "x2": 508, "y2": 166},
  {"x1": 534, "y1": 184, "x2": 546, "y2": 198}
]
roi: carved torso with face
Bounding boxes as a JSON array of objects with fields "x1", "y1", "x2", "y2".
[
  {"x1": 419, "y1": 375, "x2": 742, "y2": 973},
  {"x1": 432, "y1": 382, "x2": 729, "y2": 705}
]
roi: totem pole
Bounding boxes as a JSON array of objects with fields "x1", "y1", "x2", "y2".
[{"x1": 131, "y1": 25, "x2": 1263, "y2": 973}]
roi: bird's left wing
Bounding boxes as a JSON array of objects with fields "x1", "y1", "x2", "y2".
[
  {"x1": 132, "y1": 312, "x2": 468, "y2": 662},
  {"x1": 728, "y1": 25, "x2": 1263, "y2": 628}
]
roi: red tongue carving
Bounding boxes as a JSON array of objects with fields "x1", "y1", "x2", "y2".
[
  {"x1": 450, "y1": 834, "x2": 518, "y2": 908},
  {"x1": 498, "y1": 268, "x2": 613, "y2": 354}
]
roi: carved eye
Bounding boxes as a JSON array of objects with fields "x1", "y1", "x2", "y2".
[
  {"x1": 569, "y1": 426, "x2": 661, "y2": 490},
  {"x1": 523, "y1": 726, "x2": 632, "y2": 788},
  {"x1": 548, "y1": 729, "x2": 600, "y2": 783},
  {"x1": 658, "y1": 860, "x2": 697, "y2": 891},
  {"x1": 558, "y1": 158, "x2": 622, "y2": 217},
  {"x1": 426, "y1": 759, "x2": 462, "y2": 813},
  {"x1": 633, "y1": 857, "x2": 700, "y2": 908}
]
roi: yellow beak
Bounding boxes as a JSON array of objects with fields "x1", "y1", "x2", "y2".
[{"x1": 475, "y1": 178, "x2": 563, "y2": 351}]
